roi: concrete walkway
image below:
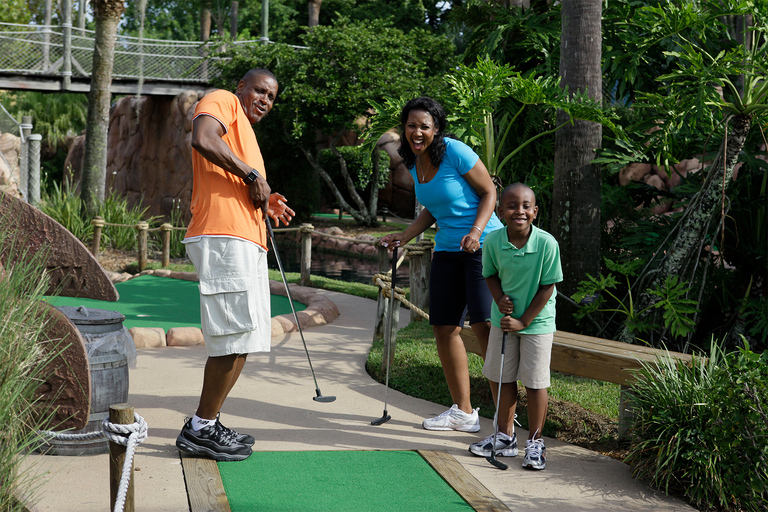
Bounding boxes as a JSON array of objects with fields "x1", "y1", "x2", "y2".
[{"x1": 23, "y1": 290, "x2": 696, "y2": 512}]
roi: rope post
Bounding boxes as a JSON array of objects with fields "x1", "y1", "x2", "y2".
[
  {"x1": 407, "y1": 241, "x2": 433, "y2": 323},
  {"x1": 137, "y1": 222, "x2": 149, "y2": 271},
  {"x1": 160, "y1": 223, "x2": 172, "y2": 268},
  {"x1": 299, "y1": 223, "x2": 313, "y2": 287},
  {"x1": 91, "y1": 216, "x2": 105, "y2": 257},
  {"x1": 27, "y1": 134, "x2": 42, "y2": 206},
  {"x1": 109, "y1": 403, "x2": 135, "y2": 512}
]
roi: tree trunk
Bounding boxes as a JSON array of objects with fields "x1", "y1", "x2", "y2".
[
  {"x1": 200, "y1": 1, "x2": 212, "y2": 41},
  {"x1": 622, "y1": 113, "x2": 753, "y2": 345},
  {"x1": 551, "y1": 0, "x2": 603, "y2": 330},
  {"x1": 81, "y1": 0, "x2": 125, "y2": 216},
  {"x1": 308, "y1": 0, "x2": 322, "y2": 29}
]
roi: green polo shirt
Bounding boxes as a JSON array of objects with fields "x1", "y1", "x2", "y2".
[{"x1": 482, "y1": 224, "x2": 563, "y2": 334}]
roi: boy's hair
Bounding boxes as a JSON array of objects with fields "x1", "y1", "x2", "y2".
[{"x1": 500, "y1": 182, "x2": 536, "y2": 204}]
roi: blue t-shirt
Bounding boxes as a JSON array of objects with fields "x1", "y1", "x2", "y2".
[{"x1": 409, "y1": 138, "x2": 503, "y2": 252}]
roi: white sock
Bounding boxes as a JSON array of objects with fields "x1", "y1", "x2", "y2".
[{"x1": 191, "y1": 415, "x2": 216, "y2": 431}]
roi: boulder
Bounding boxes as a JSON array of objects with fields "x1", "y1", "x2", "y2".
[{"x1": 166, "y1": 327, "x2": 204, "y2": 346}]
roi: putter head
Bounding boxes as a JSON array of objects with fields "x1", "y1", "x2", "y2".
[
  {"x1": 313, "y1": 390, "x2": 336, "y2": 403},
  {"x1": 371, "y1": 411, "x2": 391, "y2": 426},
  {"x1": 486, "y1": 454, "x2": 509, "y2": 470}
]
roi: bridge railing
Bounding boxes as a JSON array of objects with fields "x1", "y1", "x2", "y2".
[{"x1": 0, "y1": 22, "x2": 285, "y2": 84}]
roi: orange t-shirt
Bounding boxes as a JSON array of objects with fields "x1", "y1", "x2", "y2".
[{"x1": 185, "y1": 89, "x2": 268, "y2": 249}]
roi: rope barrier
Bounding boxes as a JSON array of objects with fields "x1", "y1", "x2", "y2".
[
  {"x1": 372, "y1": 273, "x2": 430, "y2": 321},
  {"x1": 103, "y1": 413, "x2": 148, "y2": 512}
]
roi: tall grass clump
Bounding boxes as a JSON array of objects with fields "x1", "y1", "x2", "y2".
[
  {"x1": 38, "y1": 178, "x2": 93, "y2": 243},
  {"x1": 100, "y1": 189, "x2": 156, "y2": 251},
  {"x1": 0, "y1": 221, "x2": 62, "y2": 511},
  {"x1": 626, "y1": 340, "x2": 768, "y2": 511}
]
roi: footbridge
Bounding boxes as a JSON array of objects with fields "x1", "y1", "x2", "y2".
[{"x1": 0, "y1": 21, "x2": 269, "y2": 96}]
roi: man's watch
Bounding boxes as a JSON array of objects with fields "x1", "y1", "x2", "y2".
[{"x1": 244, "y1": 169, "x2": 261, "y2": 184}]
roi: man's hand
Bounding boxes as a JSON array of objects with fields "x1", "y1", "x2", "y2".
[
  {"x1": 248, "y1": 177, "x2": 271, "y2": 217},
  {"x1": 267, "y1": 193, "x2": 295, "y2": 226}
]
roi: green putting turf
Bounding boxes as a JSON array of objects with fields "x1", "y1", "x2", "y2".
[
  {"x1": 45, "y1": 274, "x2": 304, "y2": 330},
  {"x1": 218, "y1": 451, "x2": 474, "y2": 512}
]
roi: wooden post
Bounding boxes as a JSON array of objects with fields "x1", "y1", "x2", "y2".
[
  {"x1": 373, "y1": 245, "x2": 399, "y2": 342},
  {"x1": 62, "y1": 0, "x2": 72, "y2": 90},
  {"x1": 299, "y1": 223, "x2": 313, "y2": 287},
  {"x1": 137, "y1": 222, "x2": 149, "y2": 271},
  {"x1": 91, "y1": 216, "x2": 105, "y2": 257},
  {"x1": 407, "y1": 241, "x2": 432, "y2": 322},
  {"x1": 109, "y1": 403, "x2": 134, "y2": 512},
  {"x1": 618, "y1": 385, "x2": 635, "y2": 444},
  {"x1": 160, "y1": 223, "x2": 172, "y2": 268}
]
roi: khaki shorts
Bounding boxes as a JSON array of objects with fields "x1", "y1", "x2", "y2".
[
  {"x1": 185, "y1": 236, "x2": 271, "y2": 357},
  {"x1": 482, "y1": 325, "x2": 553, "y2": 389}
]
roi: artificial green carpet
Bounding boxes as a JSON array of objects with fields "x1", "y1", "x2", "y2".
[
  {"x1": 45, "y1": 274, "x2": 304, "y2": 330},
  {"x1": 218, "y1": 451, "x2": 473, "y2": 512}
]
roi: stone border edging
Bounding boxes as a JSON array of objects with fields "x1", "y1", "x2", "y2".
[{"x1": 106, "y1": 269, "x2": 340, "y2": 349}]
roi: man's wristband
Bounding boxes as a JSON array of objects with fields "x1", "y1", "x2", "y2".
[{"x1": 244, "y1": 169, "x2": 261, "y2": 184}]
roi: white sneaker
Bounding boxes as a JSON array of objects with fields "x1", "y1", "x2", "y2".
[
  {"x1": 422, "y1": 405, "x2": 480, "y2": 432},
  {"x1": 522, "y1": 438, "x2": 546, "y2": 470},
  {"x1": 469, "y1": 432, "x2": 518, "y2": 457}
]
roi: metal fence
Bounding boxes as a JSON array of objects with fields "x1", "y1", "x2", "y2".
[{"x1": 0, "y1": 22, "x2": 280, "y2": 84}]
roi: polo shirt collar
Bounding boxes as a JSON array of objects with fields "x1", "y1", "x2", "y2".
[{"x1": 502, "y1": 224, "x2": 541, "y2": 254}]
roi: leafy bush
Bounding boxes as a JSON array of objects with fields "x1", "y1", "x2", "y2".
[{"x1": 626, "y1": 340, "x2": 768, "y2": 511}]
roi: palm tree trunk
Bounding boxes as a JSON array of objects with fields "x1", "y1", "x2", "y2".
[
  {"x1": 308, "y1": 0, "x2": 322, "y2": 29},
  {"x1": 623, "y1": 113, "x2": 753, "y2": 345},
  {"x1": 81, "y1": 0, "x2": 125, "y2": 216},
  {"x1": 551, "y1": 0, "x2": 603, "y2": 330}
]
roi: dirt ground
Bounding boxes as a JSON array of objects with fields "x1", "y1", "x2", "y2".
[{"x1": 96, "y1": 215, "x2": 628, "y2": 463}]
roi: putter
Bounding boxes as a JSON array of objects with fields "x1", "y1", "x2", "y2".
[
  {"x1": 266, "y1": 220, "x2": 336, "y2": 403},
  {"x1": 371, "y1": 246, "x2": 398, "y2": 425},
  {"x1": 487, "y1": 327, "x2": 509, "y2": 470}
]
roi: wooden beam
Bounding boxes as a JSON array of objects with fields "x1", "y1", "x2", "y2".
[
  {"x1": 180, "y1": 454, "x2": 231, "y2": 512},
  {"x1": 460, "y1": 328, "x2": 694, "y2": 385},
  {"x1": 419, "y1": 450, "x2": 511, "y2": 512}
]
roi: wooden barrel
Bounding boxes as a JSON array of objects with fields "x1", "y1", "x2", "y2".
[{"x1": 45, "y1": 307, "x2": 131, "y2": 455}]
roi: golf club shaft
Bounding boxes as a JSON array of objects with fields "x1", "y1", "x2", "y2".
[
  {"x1": 381, "y1": 246, "x2": 398, "y2": 408},
  {"x1": 266, "y1": 220, "x2": 322, "y2": 391}
]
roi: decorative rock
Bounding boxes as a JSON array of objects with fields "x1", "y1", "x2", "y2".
[
  {"x1": 129, "y1": 327, "x2": 167, "y2": 348},
  {"x1": 152, "y1": 268, "x2": 172, "y2": 278},
  {"x1": 166, "y1": 327, "x2": 204, "y2": 346},
  {"x1": 619, "y1": 162, "x2": 653, "y2": 186},
  {"x1": 272, "y1": 315, "x2": 296, "y2": 335}
]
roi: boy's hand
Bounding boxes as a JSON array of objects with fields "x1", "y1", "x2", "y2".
[
  {"x1": 497, "y1": 294, "x2": 514, "y2": 315},
  {"x1": 501, "y1": 316, "x2": 527, "y2": 332}
]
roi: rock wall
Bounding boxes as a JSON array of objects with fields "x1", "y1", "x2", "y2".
[
  {"x1": 64, "y1": 92, "x2": 417, "y2": 222},
  {"x1": 65, "y1": 91, "x2": 208, "y2": 223},
  {"x1": 0, "y1": 132, "x2": 22, "y2": 198}
]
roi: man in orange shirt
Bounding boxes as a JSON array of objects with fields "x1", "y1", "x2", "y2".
[{"x1": 176, "y1": 68, "x2": 294, "y2": 462}]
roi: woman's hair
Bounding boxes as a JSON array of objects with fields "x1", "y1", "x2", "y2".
[{"x1": 398, "y1": 96, "x2": 449, "y2": 170}]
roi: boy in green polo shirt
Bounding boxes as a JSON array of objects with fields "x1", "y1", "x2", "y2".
[{"x1": 468, "y1": 183, "x2": 562, "y2": 470}]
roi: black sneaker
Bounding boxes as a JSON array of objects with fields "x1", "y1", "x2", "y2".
[
  {"x1": 216, "y1": 413, "x2": 255, "y2": 446},
  {"x1": 176, "y1": 418, "x2": 252, "y2": 461}
]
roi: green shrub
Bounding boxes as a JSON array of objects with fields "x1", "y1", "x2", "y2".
[{"x1": 626, "y1": 340, "x2": 768, "y2": 511}]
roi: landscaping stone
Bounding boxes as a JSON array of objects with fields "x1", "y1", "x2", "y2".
[
  {"x1": 129, "y1": 327, "x2": 167, "y2": 348},
  {"x1": 166, "y1": 327, "x2": 204, "y2": 347}
]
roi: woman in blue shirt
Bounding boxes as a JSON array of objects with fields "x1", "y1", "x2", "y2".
[{"x1": 380, "y1": 97, "x2": 503, "y2": 432}]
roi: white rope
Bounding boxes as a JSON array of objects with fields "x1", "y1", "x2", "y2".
[
  {"x1": 37, "y1": 429, "x2": 105, "y2": 441},
  {"x1": 102, "y1": 413, "x2": 149, "y2": 512}
]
